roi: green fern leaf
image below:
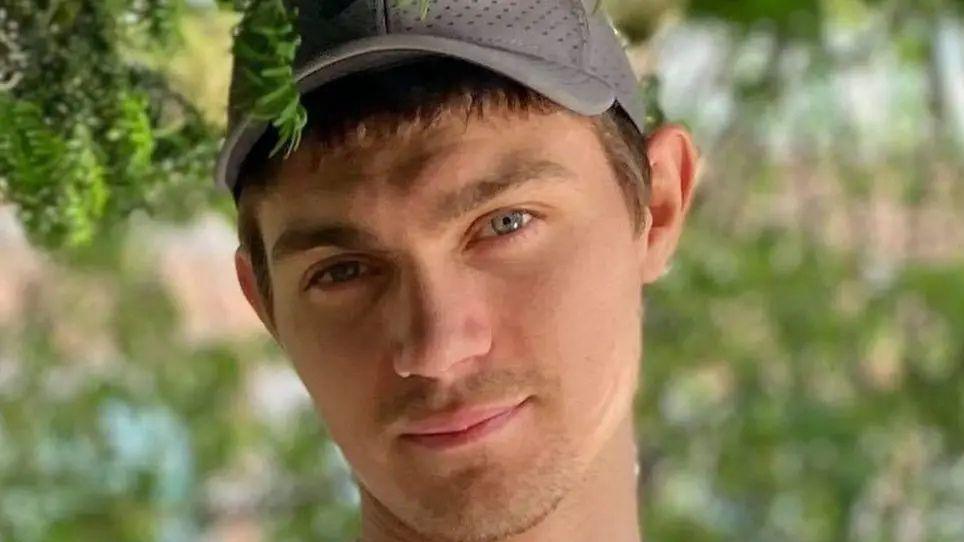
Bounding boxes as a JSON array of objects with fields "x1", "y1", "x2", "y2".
[
  {"x1": 0, "y1": 95, "x2": 108, "y2": 248},
  {"x1": 232, "y1": 0, "x2": 307, "y2": 159},
  {"x1": 59, "y1": 122, "x2": 109, "y2": 247}
]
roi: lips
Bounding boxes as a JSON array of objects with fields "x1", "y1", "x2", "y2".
[{"x1": 400, "y1": 398, "x2": 528, "y2": 436}]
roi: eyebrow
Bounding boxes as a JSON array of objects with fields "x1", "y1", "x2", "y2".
[{"x1": 270, "y1": 154, "x2": 576, "y2": 264}]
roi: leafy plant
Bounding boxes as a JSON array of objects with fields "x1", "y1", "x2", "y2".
[
  {"x1": 0, "y1": 0, "x2": 221, "y2": 251},
  {"x1": 229, "y1": 0, "x2": 308, "y2": 159}
]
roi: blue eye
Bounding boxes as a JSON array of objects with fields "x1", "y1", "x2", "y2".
[{"x1": 479, "y1": 209, "x2": 534, "y2": 240}]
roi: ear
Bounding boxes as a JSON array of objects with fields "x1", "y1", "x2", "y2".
[
  {"x1": 637, "y1": 123, "x2": 700, "y2": 284},
  {"x1": 235, "y1": 246, "x2": 282, "y2": 345}
]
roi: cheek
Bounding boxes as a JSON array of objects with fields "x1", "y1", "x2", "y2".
[
  {"x1": 510, "y1": 220, "x2": 641, "y2": 432},
  {"x1": 276, "y1": 307, "x2": 381, "y2": 450}
]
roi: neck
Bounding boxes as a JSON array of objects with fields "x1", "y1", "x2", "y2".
[{"x1": 359, "y1": 414, "x2": 642, "y2": 542}]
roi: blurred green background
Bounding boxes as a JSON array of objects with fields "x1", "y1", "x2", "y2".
[{"x1": 1, "y1": 1, "x2": 962, "y2": 541}]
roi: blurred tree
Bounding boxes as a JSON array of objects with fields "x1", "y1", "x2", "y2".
[
  {"x1": 0, "y1": 0, "x2": 229, "y2": 252},
  {"x1": 1, "y1": 1, "x2": 962, "y2": 542}
]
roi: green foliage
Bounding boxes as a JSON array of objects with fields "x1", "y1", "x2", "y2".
[
  {"x1": 862, "y1": 0, "x2": 964, "y2": 16},
  {"x1": 1, "y1": 1, "x2": 962, "y2": 541},
  {"x1": 0, "y1": 0, "x2": 225, "y2": 252},
  {"x1": 230, "y1": 0, "x2": 308, "y2": 159},
  {"x1": 640, "y1": 75, "x2": 667, "y2": 133},
  {"x1": 686, "y1": 0, "x2": 823, "y2": 40},
  {"x1": 0, "y1": 94, "x2": 108, "y2": 248},
  {"x1": 640, "y1": 223, "x2": 964, "y2": 542}
]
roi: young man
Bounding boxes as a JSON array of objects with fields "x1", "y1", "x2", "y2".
[{"x1": 217, "y1": 1, "x2": 698, "y2": 541}]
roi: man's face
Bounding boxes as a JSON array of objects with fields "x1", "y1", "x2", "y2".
[{"x1": 248, "y1": 111, "x2": 652, "y2": 541}]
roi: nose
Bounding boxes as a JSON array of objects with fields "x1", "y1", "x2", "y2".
[{"x1": 388, "y1": 266, "x2": 493, "y2": 383}]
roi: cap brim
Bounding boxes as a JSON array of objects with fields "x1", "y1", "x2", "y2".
[{"x1": 215, "y1": 33, "x2": 620, "y2": 194}]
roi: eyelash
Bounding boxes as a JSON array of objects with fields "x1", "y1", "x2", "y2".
[{"x1": 305, "y1": 208, "x2": 540, "y2": 291}]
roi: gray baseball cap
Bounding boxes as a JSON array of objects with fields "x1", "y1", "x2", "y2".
[{"x1": 215, "y1": 0, "x2": 648, "y2": 196}]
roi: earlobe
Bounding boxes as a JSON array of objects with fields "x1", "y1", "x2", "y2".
[{"x1": 638, "y1": 124, "x2": 700, "y2": 284}]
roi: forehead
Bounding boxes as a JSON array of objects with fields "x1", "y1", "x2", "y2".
[
  {"x1": 256, "y1": 111, "x2": 604, "y2": 235},
  {"x1": 276, "y1": 111, "x2": 595, "y2": 188}
]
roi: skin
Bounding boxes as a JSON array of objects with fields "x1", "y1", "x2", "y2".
[{"x1": 235, "y1": 109, "x2": 699, "y2": 542}]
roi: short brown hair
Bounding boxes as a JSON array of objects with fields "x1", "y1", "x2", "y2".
[{"x1": 235, "y1": 56, "x2": 651, "y2": 322}]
